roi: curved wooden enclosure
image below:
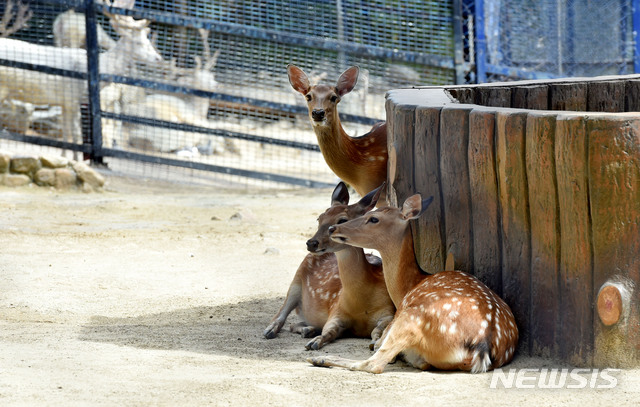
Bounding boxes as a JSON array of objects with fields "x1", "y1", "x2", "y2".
[{"x1": 385, "y1": 75, "x2": 640, "y2": 368}]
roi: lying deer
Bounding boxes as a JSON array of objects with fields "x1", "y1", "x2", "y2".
[
  {"x1": 287, "y1": 65, "x2": 387, "y2": 200},
  {"x1": 308, "y1": 193, "x2": 519, "y2": 374},
  {"x1": 264, "y1": 183, "x2": 395, "y2": 350}
]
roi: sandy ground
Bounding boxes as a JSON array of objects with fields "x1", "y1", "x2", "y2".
[{"x1": 1, "y1": 174, "x2": 639, "y2": 406}]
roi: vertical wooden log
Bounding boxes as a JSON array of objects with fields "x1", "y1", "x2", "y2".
[
  {"x1": 468, "y1": 108, "x2": 502, "y2": 295},
  {"x1": 526, "y1": 112, "x2": 560, "y2": 359},
  {"x1": 588, "y1": 114, "x2": 640, "y2": 367},
  {"x1": 625, "y1": 79, "x2": 640, "y2": 112},
  {"x1": 413, "y1": 106, "x2": 445, "y2": 273},
  {"x1": 587, "y1": 81, "x2": 626, "y2": 112},
  {"x1": 440, "y1": 106, "x2": 474, "y2": 274},
  {"x1": 496, "y1": 110, "x2": 531, "y2": 355},
  {"x1": 475, "y1": 86, "x2": 512, "y2": 108},
  {"x1": 385, "y1": 98, "x2": 399, "y2": 207},
  {"x1": 549, "y1": 83, "x2": 588, "y2": 111},
  {"x1": 512, "y1": 85, "x2": 549, "y2": 110},
  {"x1": 555, "y1": 114, "x2": 594, "y2": 366},
  {"x1": 390, "y1": 104, "x2": 417, "y2": 203}
]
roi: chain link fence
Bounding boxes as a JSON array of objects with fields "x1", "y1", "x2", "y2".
[{"x1": 1, "y1": 0, "x2": 638, "y2": 188}]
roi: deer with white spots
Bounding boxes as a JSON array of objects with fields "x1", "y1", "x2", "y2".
[
  {"x1": 264, "y1": 183, "x2": 395, "y2": 350},
  {"x1": 303, "y1": 182, "x2": 395, "y2": 350},
  {"x1": 308, "y1": 193, "x2": 519, "y2": 374},
  {"x1": 287, "y1": 65, "x2": 387, "y2": 201}
]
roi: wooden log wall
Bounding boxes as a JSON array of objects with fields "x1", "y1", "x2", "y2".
[{"x1": 386, "y1": 74, "x2": 640, "y2": 367}]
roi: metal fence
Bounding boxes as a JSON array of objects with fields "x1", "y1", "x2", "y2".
[
  {"x1": 475, "y1": 0, "x2": 640, "y2": 82},
  {"x1": 1, "y1": 0, "x2": 639, "y2": 188},
  {"x1": 0, "y1": 0, "x2": 467, "y2": 188}
]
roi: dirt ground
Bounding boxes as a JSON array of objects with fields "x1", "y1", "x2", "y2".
[{"x1": 1, "y1": 174, "x2": 639, "y2": 406}]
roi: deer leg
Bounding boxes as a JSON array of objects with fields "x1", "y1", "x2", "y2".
[
  {"x1": 369, "y1": 315, "x2": 393, "y2": 350},
  {"x1": 308, "y1": 318, "x2": 412, "y2": 374},
  {"x1": 290, "y1": 322, "x2": 319, "y2": 338},
  {"x1": 263, "y1": 282, "x2": 301, "y2": 339},
  {"x1": 305, "y1": 316, "x2": 346, "y2": 350}
]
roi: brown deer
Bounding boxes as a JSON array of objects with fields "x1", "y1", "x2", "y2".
[
  {"x1": 303, "y1": 182, "x2": 395, "y2": 350},
  {"x1": 287, "y1": 65, "x2": 387, "y2": 200},
  {"x1": 308, "y1": 193, "x2": 519, "y2": 374},
  {"x1": 264, "y1": 183, "x2": 395, "y2": 350}
]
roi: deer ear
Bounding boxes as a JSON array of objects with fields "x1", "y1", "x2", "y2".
[
  {"x1": 358, "y1": 182, "x2": 385, "y2": 212},
  {"x1": 331, "y1": 182, "x2": 350, "y2": 206},
  {"x1": 401, "y1": 194, "x2": 433, "y2": 220},
  {"x1": 336, "y1": 66, "x2": 359, "y2": 96},
  {"x1": 287, "y1": 64, "x2": 311, "y2": 95}
]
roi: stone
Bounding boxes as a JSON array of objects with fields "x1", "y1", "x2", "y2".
[
  {"x1": 72, "y1": 161, "x2": 105, "y2": 189},
  {"x1": 0, "y1": 152, "x2": 10, "y2": 173},
  {"x1": 34, "y1": 168, "x2": 56, "y2": 187},
  {"x1": 54, "y1": 168, "x2": 77, "y2": 189},
  {"x1": 40, "y1": 155, "x2": 69, "y2": 169},
  {"x1": 10, "y1": 156, "x2": 41, "y2": 175},
  {"x1": 3, "y1": 173, "x2": 31, "y2": 187}
]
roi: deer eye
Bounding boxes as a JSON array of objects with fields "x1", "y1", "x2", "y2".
[
  {"x1": 330, "y1": 95, "x2": 338, "y2": 103},
  {"x1": 336, "y1": 218, "x2": 348, "y2": 224},
  {"x1": 367, "y1": 217, "x2": 379, "y2": 224},
  {"x1": 305, "y1": 94, "x2": 312, "y2": 101}
]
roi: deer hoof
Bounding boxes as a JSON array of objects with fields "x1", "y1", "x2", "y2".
[{"x1": 305, "y1": 337, "x2": 322, "y2": 351}]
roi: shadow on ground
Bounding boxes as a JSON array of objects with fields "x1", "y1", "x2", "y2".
[{"x1": 78, "y1": 297, "x2": 374, "y2": 362}]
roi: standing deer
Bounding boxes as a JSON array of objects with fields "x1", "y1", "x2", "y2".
[
  {"x1": 308, "y1": 193, "x2": 519, "y2": 374},
  {"x1": 288, "y1": 65, "x2": 387, "y2": 200},
  {"x1": 0, "y1": 0, "x2": 162, "y2": 158},
  {"x1": 264, "y1": 183, "x2": 395, "y2": 350}
]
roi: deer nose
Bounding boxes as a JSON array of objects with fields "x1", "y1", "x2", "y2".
[
  {"x1": 311, "y1": 109, "x2": 325, "y2": 121},
  {"x1": 306, "y1": 239, "x2": 319, "y2": 252},
  {"x1": 328, "y1": 226, "x2": 336, "y2": 234}
]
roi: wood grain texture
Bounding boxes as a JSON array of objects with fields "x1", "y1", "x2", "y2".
[
  {"x1": 625, "y1": 79, "x2": 640, "y2": 112},
  {"x1": 440, "y1": 106, "x2": 474, "y2": 274},
  {"x1": 588, "y1": 115, "x2": 640, "y2": 367},
  {"x1": 475, "y1": 86, "x2": 512, "y2": 108},
  {"x1": 549, "y1": 83, "x2": 587, "y2": 111},
  {"x1": 587, "y1": 81, "x2": 626, "y2": 112},
  {"x1": 555, "y1": 114, "x2": 594, "y2": 366},
  {"x1": 468, "y1": 108, "x2": 501, "y2": 295},
  {"x1": 526, "y1": 112, "x2": 560, "y2": 359},
  {"x1": 512, "y1": 85, "x2": 549, "y2": 110},
  {"x1": 496, "y1": 110, "x2": 531, "y2": 355},
  {"x1": 413, "y1": 106, "x2": 445, "y2": 273}
]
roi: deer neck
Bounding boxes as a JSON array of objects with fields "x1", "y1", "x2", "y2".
[
  {"x1": 379, "y1": 225, "x2": 425, "y2": 308},
  {"x1": 312, "y1": 118, "x2": 360, "y2": 182},
  {"x1": 334, "y1": 246, "x2": 369, "y2": 287}
]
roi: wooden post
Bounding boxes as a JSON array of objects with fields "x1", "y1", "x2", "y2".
[
  {"x1": 587, "y1": 81, "x2": 626, "y2": 112},
  {"x1": 526, "y1": 112, "x2": 560, "y2": 359},
  {"x1": 496, "y1": 110, "x2": 531, "y2": 355},
  {"x1": 555, "y1": 114, "x2": 594, "y2": 366},
  {"x1": 440, "y1": 106, "x2": 474, "y2": 274},
  {"x1": 475, "y1": 86, "x2": 512, "y2": 108},
  {"x1": 588, "y1": 114, "x2": 640, "y2": 367},
  {"x1": 625, "y1": 79, "x2": 640, "y2": 112},
  {"x1": 413, "y1": 106, "x2": 445, "y2": 273},
  {"x1": 549, "y1": 82, "x2": 587, "y2": 111},
  {"x1": 512, "y1": 85, "x2": 549, "y2": 110},
  {"x1": 468, "y1": 108, "x2": 502, "y2": 295}
]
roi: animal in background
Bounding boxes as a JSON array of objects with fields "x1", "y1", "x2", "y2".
[
  {"x1": 309, "y1": 193, "x2": 519, "y2": 374},
  {"x1": 288, "y1": 65, "x2": 387, "y2": 201}
]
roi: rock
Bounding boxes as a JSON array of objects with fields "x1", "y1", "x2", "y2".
[
  {"x1": 72, "y1": 161, "x2": 105, "y2": 189},
  {"x1": 10, "y1": 156, "x2": 41, "y2": 175},
  {"x1": 40, "y1": 155, "x2": 69, "y2": 169},
  {"x1": 34, "y1": 168, "x2": 56, "y2": 187},
  {"x1": 3, "y1": 173, "x2": 31, "y2": 187},
  {"x1": 264, "y1": 247, "x2": 280, "y2": 256},
  {"x1": 54, "y1": 168, "x2": 77, "y2": 189},
  {"x1": 0, "y1": 152, "x2": 10, "y2": 173}
]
